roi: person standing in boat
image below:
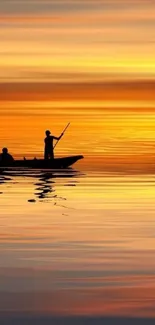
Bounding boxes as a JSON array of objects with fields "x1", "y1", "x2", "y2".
[
  {"x1": 0, "y1": 148, "x2": 14, "y2": 163},
  {"x1": 44, "y1": 130, "x2": 63, "y2": 160}
]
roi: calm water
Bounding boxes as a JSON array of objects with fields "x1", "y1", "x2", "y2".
[{"x1": 0, "y1": 166, "x2": 155, "y2": 318}]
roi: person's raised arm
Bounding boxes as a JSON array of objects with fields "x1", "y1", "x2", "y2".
[{"x1": 53, "y1": 133, "x2": 63, "y2": 140}]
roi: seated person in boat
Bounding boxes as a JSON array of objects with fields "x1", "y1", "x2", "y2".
[
  {"x1": 0, "y1": 147, "x2": 14, "y2": 163},
  {"x1": 44, "y1": 130, "x2": 63, "y2": 160}
]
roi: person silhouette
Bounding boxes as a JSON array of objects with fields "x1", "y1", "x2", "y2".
[
  {"x1": 0, "y1": 148, "x2": 14, "y2": 163},
  {"x1": 44, "y1": 130, "x2": 63, "y2": 160}
]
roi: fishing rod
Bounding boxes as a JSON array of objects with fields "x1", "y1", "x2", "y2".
[{"x1": 53, "y1": 122, "x2": 70, "y2": 149}]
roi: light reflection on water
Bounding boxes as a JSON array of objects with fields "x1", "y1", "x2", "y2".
[{"x1": 0, "y1": 169, "x2": 155, "y2": 317}]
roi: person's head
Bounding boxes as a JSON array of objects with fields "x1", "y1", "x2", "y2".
[
  {"x1": 2, "y1": 147, "x2": 8, "y2": 154},
  {"x1": 45, "y1": 130, "x2": 51, "y2": 136}
]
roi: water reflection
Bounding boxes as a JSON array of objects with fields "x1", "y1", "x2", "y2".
[
  {"x1": 0, "y1": 168, "x2": 84, "y2": 202},
  {"x1": 34, "y1": 173, "x2": 55, "y2": 200}
]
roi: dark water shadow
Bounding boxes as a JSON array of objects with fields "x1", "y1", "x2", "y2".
[
  {"x1": 33, "y1": 169, "x2": 81, "y2": 201},
  {"x1": 0, "y1": 170, "x2": 13, "y2": 194},
  {"x1": 0, "y1": 168, "x2": 85, "y2": 203},
  {"x1": 0, "y1": 315, "x2": 155, "y2": 325}
]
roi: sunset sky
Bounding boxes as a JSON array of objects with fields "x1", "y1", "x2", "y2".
[{"x1": 0, "y1": 0, "x2": 155, "y2": 165}]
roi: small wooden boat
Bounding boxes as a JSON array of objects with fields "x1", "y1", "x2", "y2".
[{"x1": 0, "y1": 155, "x2": 84, "y2": 169}]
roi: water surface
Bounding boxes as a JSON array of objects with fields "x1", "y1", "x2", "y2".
[{"x1": 0, "y1": 167, "x2": 155, "y2": 318}]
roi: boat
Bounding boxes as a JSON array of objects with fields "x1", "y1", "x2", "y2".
[{"x1": 0, "y1": 155, "x2": 84, "y2": 169}]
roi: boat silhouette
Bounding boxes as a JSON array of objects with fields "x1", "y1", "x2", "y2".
[{"x1": 0, "y1": 155, "x2": 84, "y2": 169}]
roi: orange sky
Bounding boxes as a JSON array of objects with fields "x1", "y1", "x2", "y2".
[
  {"x1": 0, "y1": 0, "x2": 155, "y2": 165},
  {"x1": 0, "y1": 0, "x2": 155, "y2": 82},
  {"x1": 0, "y1": 81, "x2": 155, "y2": 103}
]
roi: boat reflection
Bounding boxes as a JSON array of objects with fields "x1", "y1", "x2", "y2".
[
  {"x1": 34, "y1": 173, "x2": 55, "y2": 199},
  {"x1": 0, "y1": 168, "x2": 84, "y2": 202}
]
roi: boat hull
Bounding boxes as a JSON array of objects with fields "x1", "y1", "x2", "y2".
[{"x1": 0, "y1": 155, "x2": 83, "y2": 169}]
